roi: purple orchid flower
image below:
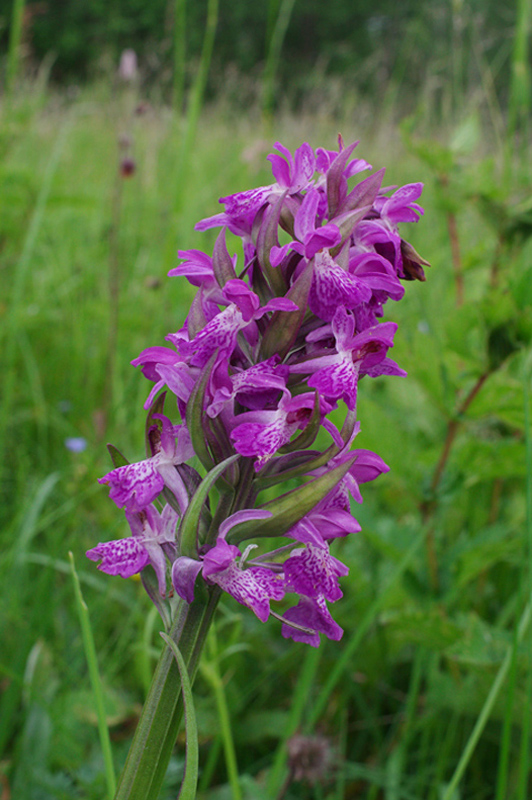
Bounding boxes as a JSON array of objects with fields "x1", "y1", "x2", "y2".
[
  {"x1": 283, "y1": 543, "x2": 349, "y2": 603},
  {"x1": 98, "y1": 415, "x2": 193, "y2": 513},
  {"x1": 171, "y1": 509, "x2": 284, "y2": 621},
  {"x1": 230, "y1": 390, "x2": 340, "y2": 470},
  {"x1": 207, "y1": 356, "x2": 289, "y2": 418},
  {"x1": 196, "y1": 142, "x2": 316, "y2": 237},
  {"x1": 291, "y1": 306, "x2": 404, "y2": 411},
  {"x1": 271, "y1": 187, "x2": 342, "y2": 265},
  {"x1": 181, "y1": 279, "x2": 297, "y2": 369},
  {"x1": 282, "y1": 595, "x2": 344, "y2": 647},
  {"x1": 86, "y1": 503, "x2": 178, "y2": 596}
]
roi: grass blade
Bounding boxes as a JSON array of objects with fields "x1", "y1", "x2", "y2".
[
  {"x1": 200, "y1": 625, "x2": 242, "y2": 800},
  {"x1": 160, "y1": 632, "x2": 199, "y2": 800},
  {"x1": 69, "y1": 552, "x2": 116, "y2": 799},
  {"x1": 442, "y1": 597, "x2": 532, "y2": 800},
  {"x1": 517, "y1": 360, "x2": 532, "y2": 798}
]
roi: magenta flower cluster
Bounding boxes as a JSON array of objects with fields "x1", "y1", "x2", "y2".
[{"x1": 88, "y1": 138, "x2": 427, "y2": 646}]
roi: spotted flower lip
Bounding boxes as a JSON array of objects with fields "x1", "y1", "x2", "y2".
[
  {"x1": 98, "y1": 415, "x2": 192, "y2": 513},
  {"x1": 91, "y1": 138, "x2": 428, "y2": 646},
  {"x1": 87, "y1": 504, "x2": 179, "y2": 596}
]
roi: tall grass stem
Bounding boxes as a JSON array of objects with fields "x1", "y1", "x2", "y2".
[
  {"x1": 69, "y1": 552, "x2": 117, "y2": 800},
  {"x1": 200, "y1": 625, "x2": 242, "y2": 800},
  {"x1": 517, "y1": 362, "x2": 532, "y2": 798},
  {"x1": 262, "y1": 0, "x2": 297, "y2": 121},
  {"x1": 6, "y1": 0, "x2": 26, "y2": 93},
  {"x1": 508, "y1": 0, "x2": 532, "y2": 139},
  {"x1": 442, "y1": 596, "x2": 532, "y2": 799},
  {"x1": 172, "y1": 0, "x2": 186, "y2": 113}
]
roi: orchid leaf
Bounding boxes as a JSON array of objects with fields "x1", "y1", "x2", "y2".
[
  {"x1": 327, "y1": 141, "x2": 358, "y2": 218},
  {"x1": 338, "y1": 167, "x2": 385, "y2": 215},
  {"x1": 179, "y1": 454, "x2": 238, "y2": 558},
  {"x1": 106, "y1": 444, "x2": 130, "y2": 469},
  {"x1": 229, "y1": 455, "x2": 357, "y2": 543},
  {"x1": 212, "y1": 229, "x2": 237, "y2": 287},
  {"x1": 259, "y1": 259, "x2": 314, "y2": 360},
  {"x1": 145, "y1": 391, "x2": 166, "y2": 457},
  {"x1": 160, "y1": 633, "x2": 198, "y2": 800},
  {"x1": 186, "y1": 353, "x2": 217, "y2": 471},
  {"x1": 187, "y1": 290, "x2": 208, "y2": 339},
  {"x1": 256, "y1": 191, "x2": 288, "y2": 296}
]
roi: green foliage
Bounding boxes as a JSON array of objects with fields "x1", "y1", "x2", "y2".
[
  {"x1": 0, "y1": 0, "x2": 521, "y2": 113},
  {"x1": 1, "y1": 81, "x2": 532, "y2": 800}
]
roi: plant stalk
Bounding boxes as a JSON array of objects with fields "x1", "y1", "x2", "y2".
[{"x1": 114, "y1": 586, "x2": 221, "y2": 800}]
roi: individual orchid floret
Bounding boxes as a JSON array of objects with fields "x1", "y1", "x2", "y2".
[
  {"x1": 202, "y1": 538, "x2": 285, "y2": 622},
  {"x1": 98, "y1": 415, "x2": 193, "y2": 513},
  {"x1": 271, "y1": 187, "x2": 342, "y2": 265},
  {"x1": 172, "y1": 533, "x2": 284, "y2": 623},
  {"x1": 86, "y1": 504, "x2": 178, "y2": 596},
  {"x1": 291, "y1": 307, "x2": 404, "y2": 411},
  {"x1": 207, "y1": 356, "x2": 289, "y2": 418},
  {"x1": 230, "y1": 390, "x2": 339, "y2": 470},
  {"x1": 181, "y1": 279, "x2": 297, "y2": 369},
  {"x1": 282, "y1": 595, "x2": 343, "y2": 647},
  {"x1": 196, "y1": 141, "x2": 316, "y2": 242},
  {"x1": 374, "y1": 183, "x2": 424, "y2": 225},
  {"x1": 267, "y1": 141, "x2": 316, "y2": 194}
]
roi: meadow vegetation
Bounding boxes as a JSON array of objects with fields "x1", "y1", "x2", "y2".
[{"x1": 1, "y1": 64, "x2": 532, "y2": 799}]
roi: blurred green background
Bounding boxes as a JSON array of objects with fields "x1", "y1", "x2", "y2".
[{"x1": 1, "y1": 1, "x2": 532, "y2": 798}]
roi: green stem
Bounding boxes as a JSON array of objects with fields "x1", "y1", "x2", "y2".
[
  {"x1": 69, "y1": 553, "x2": 116, "y2": 800},
  {"x1": 114, "y1": 586, "x2": 221, "y2": 800},
  {"x1": 201, "y1": 626, "x2": 242, "y2": 800},
  {"x1": 6, "y1": 0, "x2": 26, "y2": 94},
  {"x1": 172, "y1": 0, "x2": 186, "y2": 113},
  {"x1": 262, "y1": 0, "x2": 297, "y2": 121},
  {"x1": 442, "y1": 594, "x2": 532, "y2": 800}
]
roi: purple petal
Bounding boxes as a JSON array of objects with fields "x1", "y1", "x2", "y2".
[
  {"x1": 270, "y1": 243, "x2": 292, "y2": 267},
  {"x1": 308, "y1": 357, "x2": 359, "y2": 411},
  {"x1": 223, "y1": 280, "x2": 260, "y2": 322},
  {"x1": 284, "y1": 544, "x2": 348, "y2": 602},
  {"x1": 171, "y1": 557, "x2": 203, "y2": 603},
  {"x1": 282, "y1": 596, "x2": 343, "y2": 646},
  {"x1": 219, "y1": 509, "x2": 273, "y2": 539},
  {"x1": 267, "y1": 153, "x2": 291, "y2": 187},
  {"x1": 292, "y1": 142, "x2": 316, "y2": 190},
  {"x1": 294, "y1": 188, "x2": 320, "y2": 242},
  {"x1": 304, "y1": 223, "x2": 341, "y2": 260},
  {"x1": 206, "y1": 559, "x2": 284, "y2": 622},
  {"x1": 86, "y1": 538, "x2": 149, "y2": 578},
  {"x1": 310, "y1": 254, "x2": 372, "y2": 322},
  {"x1": 202, "y1": 537, "x2": 241, "y2": 578},
  {"x1": 99, "y1": 460, "x2": 164, "y2": 512}
]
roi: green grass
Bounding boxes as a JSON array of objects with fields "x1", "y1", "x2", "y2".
[{"x1": 1, "y1": 78, "x2": 531, "y2": 800}]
